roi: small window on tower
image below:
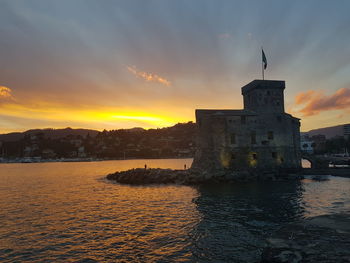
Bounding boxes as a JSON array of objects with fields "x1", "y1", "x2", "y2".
[
  {"x1": 268, "y1": 131, "x2": 274, "y2": 140},
  {"x1": 231, "y1": 153, "x2": 236, "y2": 160},
  {"x1": 252, "y1": 153, "x2": 257, "y2": 160}
]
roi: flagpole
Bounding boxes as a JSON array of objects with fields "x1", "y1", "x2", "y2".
[{"x1": 261, "y1": 47, "x2": 264, "y2": 80}]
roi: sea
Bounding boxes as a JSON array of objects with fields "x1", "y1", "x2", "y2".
[{"x1": 0, "y1": 159, "x2": 349, "y2": 262}]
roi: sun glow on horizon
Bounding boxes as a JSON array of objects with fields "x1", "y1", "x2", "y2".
[
  {"x1": 112, "y1": 115, "x2": 162, "y2": 122},
  {"x1": 0, "y1": 100, "x2": 188, "y2": 133},
  {"x1": 1, "y1": 1, "x2": 350, "y2": 134}
]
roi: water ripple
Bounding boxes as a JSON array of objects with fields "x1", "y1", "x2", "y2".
[{"x1": 0, "y1": 160, "x2": 349, "y2": 262}]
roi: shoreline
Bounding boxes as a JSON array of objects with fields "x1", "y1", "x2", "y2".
[
  {"x1": 2, "y1": 158, "x2": 349, "y2": 179},
  {"x1": 302, "y1": 167, "x2": 350, "y2": 178},
  {"x1": 0, "y1": 156, "x2": 193, "y2": 164},
  {"x1": 106, "y1": 168, "x2": 305, "y2": 185},
  {"x1": 106, "y1": 167, "x2": 350, "y2": 186}
]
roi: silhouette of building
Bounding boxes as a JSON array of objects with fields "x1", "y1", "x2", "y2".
[
  {"x1": 344, "y1": 124, "x2": 350, "y2": 139},
  {"x1": 192, "y1": 80, "x2": 301, "y2": 172},
  {"x1": 300, "y1": 134, "x2": 314, "y2": 154}
]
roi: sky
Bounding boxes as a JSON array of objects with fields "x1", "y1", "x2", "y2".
[{"x1": 1, "y1": 0, "x2": 350, "y2": 133}]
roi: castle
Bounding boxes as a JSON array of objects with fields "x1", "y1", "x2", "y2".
[{"x1": 192, "y1": 80, "x2": 301, "y2": 172}]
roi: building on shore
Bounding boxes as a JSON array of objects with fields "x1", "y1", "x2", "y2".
[
  {"x1": 192, "y1": 79, "x2": 301, "y2": 172},
  {"x1": 300, "y1": 134, "x2": 314, "y2": 154}
]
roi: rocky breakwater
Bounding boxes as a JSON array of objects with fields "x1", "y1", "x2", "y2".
[
  {"x1": 106, "y1": 168, "x2": 303, "y2": 185},
  {"x1": 260, "y1": 213, "x2": 350, "y2": 263},
  {"x1": 107, "y1": 168, "x2": 195, "y2": 185}
]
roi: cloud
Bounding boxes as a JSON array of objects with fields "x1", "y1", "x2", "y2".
[
  {"x1": 294, "y1": 88, "x2": 350, "y2": 116},
  {"x1": 127, "y1": 66, "x2": 171, "y2": 86},
  {"x1": 218, "y1": 33, "x2": 232, "y2": 39},
  {"x1": 0, "y1": 86, "x2": 13, "y2": 98}
]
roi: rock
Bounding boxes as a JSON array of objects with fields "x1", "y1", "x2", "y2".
[
  {"x1": 261, "y1": 249, "x2": 303, "y2": 263},
  {"x1": 107, "y1": 167, "x2": 303, "y2": 186},
  {"x1": 311, "y1": 175, "x2": 330, "y2": 181},
  {"x1": 266, "y1": 238, "x2": 290, "y2": 249},
  {"x1": 260, "y1": 214, "x2": 350, "y2": 263}
]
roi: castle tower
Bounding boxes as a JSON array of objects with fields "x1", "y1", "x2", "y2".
[
  {"x1": 242, "y1": 80, "x2": 285, "y2": 113},
  {"x1": 192, "y1": 79, "x2": 301, "y2": 174}
]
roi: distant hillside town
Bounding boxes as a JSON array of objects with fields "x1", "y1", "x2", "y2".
[
  {"x1": 0, "y1": 122, "x2": 349, "y2": 162},
  {"x1": 301, "y1": 123, "x2": 350, "y2": 155},
  {"x1": 0, "y1": 122, "x2": 196, "y2": 162}
]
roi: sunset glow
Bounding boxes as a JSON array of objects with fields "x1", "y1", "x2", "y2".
[
  {"x1": 0, "y1": 86, "x2": 12, "y2": 98},
  {"x1": 1, "y1": 0, "x2": 350, "y2": 133},
  {"x1": 0, "y1": 2, "x2": 350, "y2": 262},
  {"x1": 0, "y1": 101, "x2": 181, "y2": 132}
]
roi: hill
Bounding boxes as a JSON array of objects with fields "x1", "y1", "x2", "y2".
[
  {"x1": 0, "y1": 128, "x2": 99, "y2": 142},
  {"x1": 0, "y1": 122, "x2": 197, "y2": 159},
  {"x1": 302, "y1": 124, "x2": 348, "y2": 139}
]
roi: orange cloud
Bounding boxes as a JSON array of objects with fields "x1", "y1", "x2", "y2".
[
  {"x1": 0, "y1": 86, "x2": 12, "y2": 98},
  {"x1": 295, "y1": 90, "x2": 316, "y2": 104},
  {"x1": 127, "y1": 66, "x2": 171, "y2": 86},
  {"x1": 294, "y1": 88, "x2": 350, "y2": 116}
]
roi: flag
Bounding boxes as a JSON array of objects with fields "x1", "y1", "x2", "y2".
[{"x1": 262, "y1": 48, "x2": 267, "y2": 70}]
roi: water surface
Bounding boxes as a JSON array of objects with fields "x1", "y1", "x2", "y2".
[{"x1": 0, "y1": 159, "x2": 349, "y2": 262}]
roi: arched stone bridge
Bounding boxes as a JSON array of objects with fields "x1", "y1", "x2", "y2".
[{"x1": 302, "y1": 154, "x2": 330, "y2": 169}]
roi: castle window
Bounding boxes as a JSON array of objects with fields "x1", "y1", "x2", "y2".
[
  {"x1": 241, "y1": 116, "x2": 246, "y2": 124},
  {"x1": 252, "y1": 153, "x2": 257, "y2": 160},
  {"x1": 280, "y1": 157, "x2": 284, "y2": 163},
  {"x1": 267, "y1": 131, "x2": 274, "y2": 140},
  {"x1": 231, "y1": 153, "x2": 236, "y2": 160},
  {"x1": 251, "y1": 131, "x2": 256, "y2": 144},
  {"x1": 230, "y1": 133, "x2": 236, "y2": 144},
  {"x1": 272, "y1": 152, "x2": 277, "y2": 159}
]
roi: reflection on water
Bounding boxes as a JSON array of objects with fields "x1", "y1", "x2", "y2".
[
  {"x1": 0, "y1": 159, "x2": 349, "y2": 262},
  {"x1": 190, "y1": 182, "x2": 305, "y2": 262}
]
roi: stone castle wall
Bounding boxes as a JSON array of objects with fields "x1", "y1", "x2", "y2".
[{"x1": 192, "y1": 80, "x2": 301, "y2": 173}]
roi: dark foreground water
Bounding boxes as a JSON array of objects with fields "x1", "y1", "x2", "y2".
[{"x1": 0, "y1": 159, "x2": 349, "y2": 262}]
